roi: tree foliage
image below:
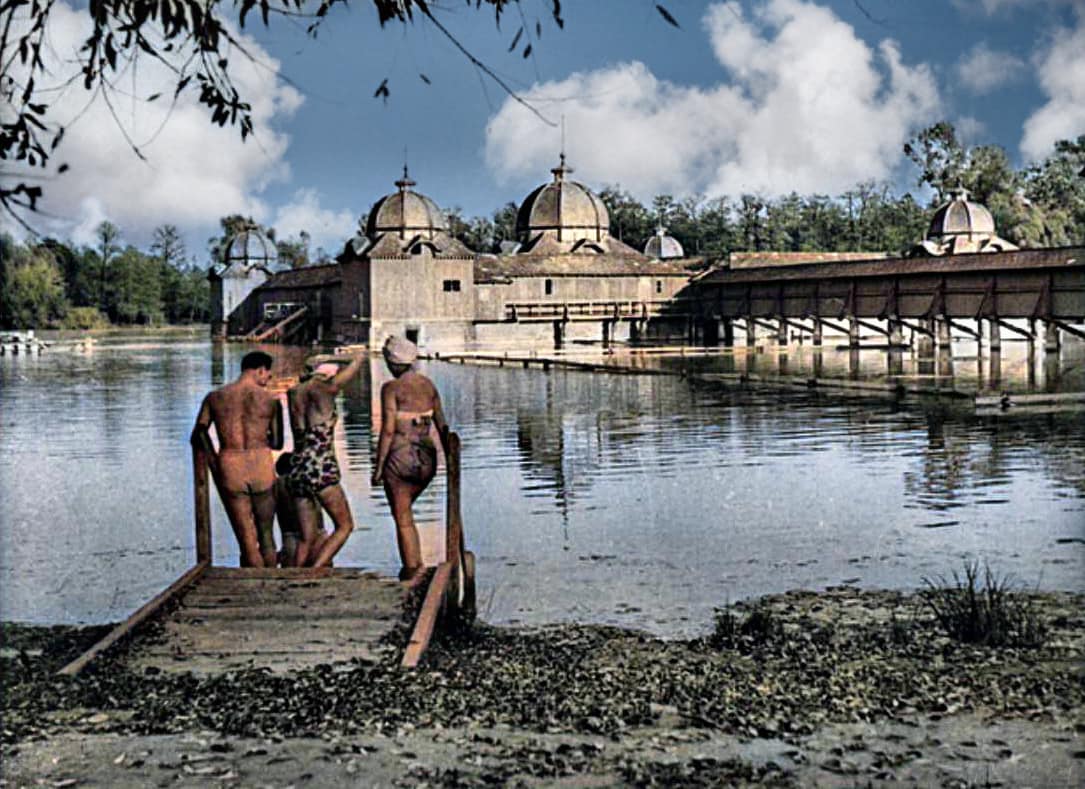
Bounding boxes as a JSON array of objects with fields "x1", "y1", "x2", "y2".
[
  {"x1": 0, "y1": 0, "x2": 575, "y2": 228},
  {"x1": 0, "y1": 226, "x2": 210, "y2": 330}
]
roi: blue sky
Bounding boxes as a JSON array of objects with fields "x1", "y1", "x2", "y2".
[{"x1": 10, "y1": 0, "x2": 1084, "y2": 259}]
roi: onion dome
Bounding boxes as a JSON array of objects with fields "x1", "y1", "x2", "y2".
[
  {"x1": 911, "y1": 186, "x2": 1018, "y2": 257},
  {"x1": 365, "y1": 167, "x2": 449, "y2": 240},
  {"x1": 644, "y1": 226, "x2": 684, "y2": 259},
  {"x1": 927, "y1": 187, "x2": 995, "y2": 242},
  {"x1": 221, "y1": 223, "x2": 277, "y2": 276},
  {"x1": 515, "y1": 155, "x2": 610, "y2": 243}
]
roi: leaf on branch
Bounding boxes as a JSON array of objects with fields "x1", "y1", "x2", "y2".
[
  {"x1": 552, "y1": 0, "x2": 564, "y2": 28},
  {"x1": 146, "y1": 93, "x2": 161, "y2": 102},
  {"x1": 58, "y1": 163, "x2": 69, "y2": 174},
  {"x1": 656, "y1": 4, "x2": 680, "y2": 28},
  {"x1": 522, "y1": 43, "x2": 532, "y2": 58},
  {"x1": 374, "y1": 78, "x2": 390, "y2": 101},
  {"x1": 419, "y1": 73, "x2": 431, "y2": 85},
  {"x1": 508, "y1": 26, "x2": 522, "y2": 52}
]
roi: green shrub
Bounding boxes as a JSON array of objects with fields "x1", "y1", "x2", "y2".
[
  {"x1": 60, "y1": 306, "x2": 109, "y2": 330},
  {"x1": 921, "y1": 561, "x2": 1048, "y2": 648},
  {"x1": 710, "y1": 604, "x2": 783, "y2": 649}
]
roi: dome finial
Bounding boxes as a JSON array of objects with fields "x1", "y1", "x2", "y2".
[{"x1": 949, "y1": 184, "x2": 970, "y2": 202}]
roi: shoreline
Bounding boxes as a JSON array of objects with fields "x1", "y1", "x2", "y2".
[{"x1": 3, "y1": 587, "x2": 1082, "y2": 787}]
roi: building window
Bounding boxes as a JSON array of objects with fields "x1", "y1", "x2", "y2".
[
  {"x1": 442, "y1": 279, "x2": 461, "y2": 292},
  {"x1": 544, "y1": 278, "x2": 553, "y2": 296},
  {"x1": 655, "y1": 280, "x2": 663, "y2": 294}
]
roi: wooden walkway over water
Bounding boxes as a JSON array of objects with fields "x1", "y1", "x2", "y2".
[{"x1": 59, "y1": 433, "x2": 474, "y2": 676}]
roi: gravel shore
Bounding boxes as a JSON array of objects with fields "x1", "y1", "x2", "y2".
[{"x1": 3, "y1": 587, "x2": 1083, "y2": 787}]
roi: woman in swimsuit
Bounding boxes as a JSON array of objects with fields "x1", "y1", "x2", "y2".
[{"x1": 371, "y1": 336, "x2": 449, "y2": 581}]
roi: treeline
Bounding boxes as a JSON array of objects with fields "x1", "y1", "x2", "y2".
[
  {"x1": 2, "y1": 124, "x2": 1082, "y2": 331},
  {"x1": 0, "y1": 224, "x2": 209, "y2": 330},
  {"x1": 449, "y1": 125, "x2": 1085, "y2": 259}
]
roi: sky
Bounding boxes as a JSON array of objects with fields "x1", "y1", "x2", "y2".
[{"x1": 5, "y1": 0, "x2": 1084, "y2": 261}]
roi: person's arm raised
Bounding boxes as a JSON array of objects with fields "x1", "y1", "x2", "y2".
[{"x1": 329, "y1": 353, "x2": 365, "y2": 393}]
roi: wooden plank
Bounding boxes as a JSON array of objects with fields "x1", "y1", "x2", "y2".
[
  {"x1": 202, "y1": 566, "x2": 336, "y2": 580},
  {"x1": 175, "y1": 604, "x2": 402, "y2": 620},
  {"x1": 58, "y1": 562, "x2": 209, "y2": 676},
  {"x1": 975, "y1": 391, "x2": 1085, "y2": 408},
  {"x1": 193, "y1": 446, "x2": 212, "y2": 564},
  {"x1": 401, "y1": 561, "x2": 453, "y2": 668}
]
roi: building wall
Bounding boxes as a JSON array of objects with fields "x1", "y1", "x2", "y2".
[{"x1": 367, "y1": 252, "x2": 476, "y2": 351}]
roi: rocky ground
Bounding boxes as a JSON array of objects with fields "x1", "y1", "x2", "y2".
[{"x1": 2, "y1": 587, "x2": 1083, "y2": 787}]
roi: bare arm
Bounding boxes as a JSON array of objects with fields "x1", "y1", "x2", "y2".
[
  {"x1": 371, "y1": 382, "x2": 398, "y2": 486},
  {"x1": 268, "y1": 396, "x2": 284, "y2": 451},
  {"x1": 432, "y1": 387, "x2": 450, "y2": 454},
  {"x1": 329, "y1": 353, "x2": 365, "y2": 393},
  {"x1": 190, "y1": 395, "x2": 219, "y2": 472}
]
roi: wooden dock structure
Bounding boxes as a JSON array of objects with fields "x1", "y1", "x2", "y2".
[{"x1": 59, "y1": 432, "x2": 474, "y2": 676}]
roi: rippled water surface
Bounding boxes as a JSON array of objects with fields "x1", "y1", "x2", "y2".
[{"x1": 2, "y1": 330, "x2": 1083, "y2": 636}]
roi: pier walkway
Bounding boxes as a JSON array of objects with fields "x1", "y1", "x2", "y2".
[{"x1": 59, "y1": 433, "x2": 474, "y2": 676}]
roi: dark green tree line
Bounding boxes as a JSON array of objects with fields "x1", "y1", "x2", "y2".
[{"x1": 0, "y1": 223, "x2": 211, "y2": 330}]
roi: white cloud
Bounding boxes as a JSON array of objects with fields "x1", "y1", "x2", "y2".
[
  {"x1": 955, "y1": 43, "x2": 1025, "y2": 95},
  {"x1": 955, "y1": 116, "x2": 988, "y2": 144},
  {"x1": 484, "y1": 0, "x2": 939, "y2": 201},
  {"x1": 271, "y1": 189, "x2": 357, "y2": 254},
  {"x1": 2, "y1": 2, "x2": 303, "y2": 248},
  {"x1": 1021, "y1": 12, "x2": 1085, "y2": 161}
]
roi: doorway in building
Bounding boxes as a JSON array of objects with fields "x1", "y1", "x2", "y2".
[{"x1": 405, "y1": 327, "x2": 420, "y2": 345}]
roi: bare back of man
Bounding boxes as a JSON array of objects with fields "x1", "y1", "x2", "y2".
[
  {"x1": 192, "y1": 351, "x2": 283, "y2": 567},
  {"x1": 285, "y1": 356, "x2": 364, "y2": 568}
]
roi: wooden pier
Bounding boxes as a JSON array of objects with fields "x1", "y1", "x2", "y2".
[{"x1": 59, "y1": 432, "x2": 474, "y2": 676}]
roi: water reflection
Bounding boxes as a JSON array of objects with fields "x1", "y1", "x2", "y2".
[{"x1": 1, "y1": 331, "x2": 1082, "y2": 636}]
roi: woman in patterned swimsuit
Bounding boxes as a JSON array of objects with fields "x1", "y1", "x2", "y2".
[
  {"x1": 286, "y1": 354, "x2": 365, "y2": 567},
  {"x1": 372, "y1": 336, "x2": 449, "y2": 581}
]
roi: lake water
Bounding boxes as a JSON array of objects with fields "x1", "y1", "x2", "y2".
[{"x1": 1, "y1": 329, "x2": 1083, "y2": 637}]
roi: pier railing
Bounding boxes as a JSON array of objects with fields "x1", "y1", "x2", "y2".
[{"x1": 402, "y1": 429, "x2": 476, "y2": 667}]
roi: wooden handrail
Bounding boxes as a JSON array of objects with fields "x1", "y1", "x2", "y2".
[
  {"x1": 58, "y1": 561, "x2": 209, "y2": 675},
  {"x1": 445, "y1": 431, "x2": 464, "y2": 564},
  {"x1": 193, "y1": 444, "x2": 212, "y2": 565}
]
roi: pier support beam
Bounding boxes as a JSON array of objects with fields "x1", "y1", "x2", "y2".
[
  {"x1": 936, "y1": 318, "x2": 952, "y2": 349},
  {"x1": 602, "y1": 320, "x2": 611, "y2": 349},
  {"x1": 1044, "y1": 320, "x2": 1062, "y2": 353},
  {"x1": 722, "y1": 319, "x2": 735, "y2": 349},
  {"x1": 777, "y1": 318, "x2": 788, "y2": 347},
  {"x1": 746, "y1": 318, "x2": 757, "y2": 349},
  {"x1": 812, "y1": 319, "x2": 823, "y2": 347},
  {"x1": 553, "y1": 320, "x2": 565, "y2": 350}
]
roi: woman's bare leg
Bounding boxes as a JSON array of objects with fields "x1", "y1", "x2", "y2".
[
  {"x1": 309, "y1": 484, "x2": 355, "y2": 568},
  {"x1": 384, "y1": 477, "x2": 426, "y2": 576},
  {"x1": 293, "y1": 496, "x2": 323, "y2": 567}
]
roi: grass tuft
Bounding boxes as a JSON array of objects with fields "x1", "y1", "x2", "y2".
[{"x1": 921, "y1": 561, "x2": 1048, "y2": 648}]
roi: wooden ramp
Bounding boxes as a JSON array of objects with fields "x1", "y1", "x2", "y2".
[
  {"x1": 127, "y1": 567, "x2": 407, "y2": 674},
  {"x1": 59, "y1": 430, "x2": 474, "y2": 676}
]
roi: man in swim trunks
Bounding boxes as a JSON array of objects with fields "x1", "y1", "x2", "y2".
[
  {"x1": 190, "y1": 350, "x2": 283, "y2": 567},
  {"x1": 372, "y1": 336, "x2": 449, "y2": 581},
  {"x1": 286, "y1": 353, "x2": 365, "y2": 568}
]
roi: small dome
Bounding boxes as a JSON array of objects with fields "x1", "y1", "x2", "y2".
[
  {"x1": 365, "y1": 168, "x2": 449, "y2": 239},
  {"x1": 644, "y1": 226, "x2": 684, "y2": 259},
  {"x1": 927, "y1": 187, "x2": 995, "y2": 240},
  {"x1": 516, "y1": 156, "x2": 610, "y2": 243},
  {"x1": 222, "y1": 224, "x2": 277, "y2": 275}
]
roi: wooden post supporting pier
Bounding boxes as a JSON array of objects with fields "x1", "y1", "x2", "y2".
[{"x1": 193, "y1": 445, "x2": 212, "y2": 565}]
